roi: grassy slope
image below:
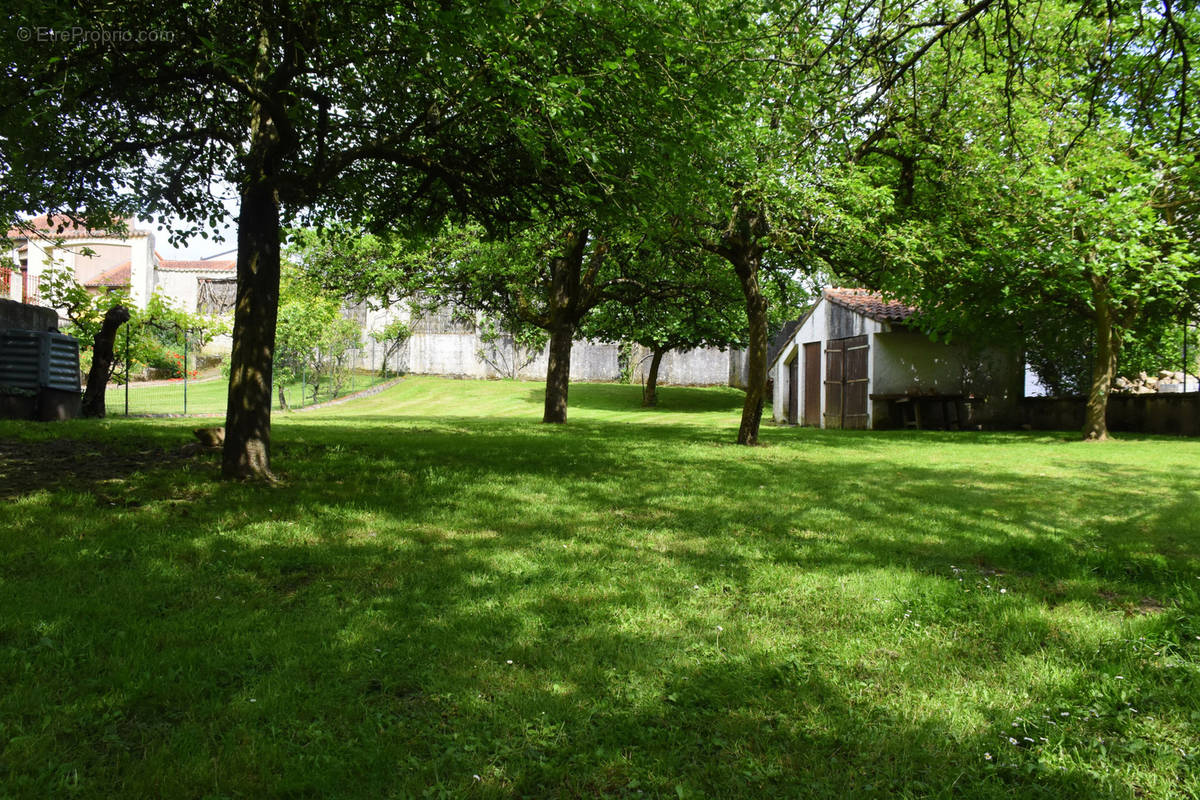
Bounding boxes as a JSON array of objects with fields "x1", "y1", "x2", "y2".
[{"x1": 2, "y1": 376, "x2": 1198, "y2": 798}]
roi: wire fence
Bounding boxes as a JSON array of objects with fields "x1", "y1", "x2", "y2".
[{"x1": 101, "y1": 332, "x2": 399, "y2": 417}]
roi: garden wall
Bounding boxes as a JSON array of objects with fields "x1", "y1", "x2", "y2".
[
  {"x1": 0, "y1": 298, "x2": 59, "y2": 332},
  {"x1": 1021, "y1": 393, "x2": 1200, "y2": 436}
]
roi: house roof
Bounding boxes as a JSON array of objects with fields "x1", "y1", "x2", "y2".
[
  {"x1": 767, "y1": 289, "x2": 922, "y2": 372},
  {"x1": 7, "y1": 214, "x2": 150, "y2": 241},
  {"x1": 157, "y1": 259, "x2": 236, "y2": 272},
  {"x1": 824, "y1": 288, "x2": 917, "y2": 324},
  {"x1": 83, "y1": 261, "x2": 132, "y2": 288}
]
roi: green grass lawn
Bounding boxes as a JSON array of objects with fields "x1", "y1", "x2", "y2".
[
  {"x1": 2, "y1": 376, "x2": 1199, "y2": 798},
  {"x1": 104, "y1": 371, "x2": 393, "y2": 416}
]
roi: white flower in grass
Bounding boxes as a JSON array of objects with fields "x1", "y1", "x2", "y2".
[{"x1": 984, "y1": 752, "x2": 993, "y2": 761}]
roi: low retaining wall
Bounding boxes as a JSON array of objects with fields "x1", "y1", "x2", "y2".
[
  {"x1": 0, "y1": 298, "x2": 58, "y2": 332},
  {"x1": 1021, "y1": 393, "x2": 1200, "y2": 436}
]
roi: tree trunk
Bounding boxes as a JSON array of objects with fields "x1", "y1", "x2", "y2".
[
  {"x1": 1083, "y1": 279, "x2": 1120, "y2": 441},
  {"x1": 738, "y1": 275, "x2": 768, "y2": 445},
  {"x1": 541, "y1": 230, "x2": 589, "y2": 424},
  {"x1": 80, "y1": 304, "x2": 130, "y2": 418},
  {"x1": 222, "y1": 178, "x2": 281, "y2": 479},
  {"x1": 543, "y1": 321, "x2": 574, "y2": 423},
  {"x1": 708, "y1": 200, "x2": 769, "y2": 445},
  {"x1": 643, "y1": 347, "x2": 666, "y2": 406}
]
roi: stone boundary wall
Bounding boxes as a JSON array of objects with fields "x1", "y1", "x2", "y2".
[
  {"x1": 1021, "y1": 393, "x2": 1200, "y2": 436},
  {"x1": 401, "y1": 331, "x2": 744, "y2": 386}
]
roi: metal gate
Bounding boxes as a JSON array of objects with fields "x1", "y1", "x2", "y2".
[{"x1": 824, "y1": 335, "x2": 868, "y2": 429}]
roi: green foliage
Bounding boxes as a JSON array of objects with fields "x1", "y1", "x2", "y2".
[
  {"x1": 274, "y1": 264, "x2": 363, "y2": 402},
  {"x1": 40, "y1": 267, "x2": 226, "y2": 382},
  {"x1": 369, "y1": 319, "x2": 412, "y2": 378},
  {"x1": 475, "y1": 316, "x2": 546, "y2": 380}
]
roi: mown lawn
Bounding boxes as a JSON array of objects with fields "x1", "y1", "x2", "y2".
[
  {"x1": 2, "y1": 376, "x2": 1198, "y2": 798},
  {"x1": 103, "y1": 371, "x2": 392, "y2": 416}
]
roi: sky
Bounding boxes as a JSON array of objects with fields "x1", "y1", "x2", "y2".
[{"x1": 147, "y1": 216, "x2": 237, "y2": 260}]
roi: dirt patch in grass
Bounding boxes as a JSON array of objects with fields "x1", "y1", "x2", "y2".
[{"x1": 0, "y1": 437, "x2": 203, "y2": 499}]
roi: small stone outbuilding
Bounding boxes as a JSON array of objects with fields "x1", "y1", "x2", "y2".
[{"x1": 768, "y1": 289, "x2": 1022, "y2": 429}]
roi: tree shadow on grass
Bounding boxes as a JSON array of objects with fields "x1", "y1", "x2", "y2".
[
  {"x1": 522, "y1": 382, "x2": 748, "y2": 416},
  {"x1": 1, "y1": 418, "x2": 1198, "y2": 797}
]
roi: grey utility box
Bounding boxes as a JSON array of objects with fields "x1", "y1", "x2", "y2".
[{"x1": 0, "y1": 329, "x2": 82, "y2": 420}]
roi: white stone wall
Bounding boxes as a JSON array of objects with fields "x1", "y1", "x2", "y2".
[
  {"x1": 153, "y1": 269, "x2": 236, "y2": 313},
  {"x1": 351, "y1": 301, "x2": 744, "y2": 386},
  {"x1": 129, "y1": 235, "x2": 156, "y2": 307},
  {"x1": 408, "y1": 333, "x2": 491, "y2": 377},
  {"x1": 62, "y1": 242, "x2": 130, "y2": 284},
  {"x1": 631, "y1": 346, "x2": 733, "y2": 386}
]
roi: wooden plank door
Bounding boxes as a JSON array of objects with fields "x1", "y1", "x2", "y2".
[
  {"x1": 824, "y1": 339, "x2": 844, "y2": 428},
  {"x1": 843, "y1": 335, "x2": 869, "y2": 429},
  {"x1": 786, "y1": 351, "x2": 799, "y2": 424},
  {"x1": 824, "y1": 335, "x2": 869, "y2": 429},
  {"x1": 803, "y1": 342, "x2": 820, "y2": 426}
]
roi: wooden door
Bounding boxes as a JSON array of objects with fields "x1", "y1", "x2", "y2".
[
  {"x1": 786, "y1": 352, "x2": 799, "y2": 424},
  {"x1": 803, "y1": 342, "x2": 820, "y2": 426},
  {"x1": 824, "y1": 339, "x2": 844, "y2": 428},
  {"x1": 843, "y1": 335, "x2": 869, "y2": 429},
  {"x1": 824, "y1": 335, "x2": 869, "y2": 429}
]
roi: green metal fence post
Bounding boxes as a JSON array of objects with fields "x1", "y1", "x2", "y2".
[
  {"x1": 123, "y1": 324, "x2": 130, "y2": 416},
  {"x1": 182, "y1": 328, "x2": 189, "y2": 415}
]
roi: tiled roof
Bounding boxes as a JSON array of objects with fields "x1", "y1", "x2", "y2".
[
  {"x1": 7, "y1": 214, "x2": 149, "y2": 241},
  {"x1": 83, "y1": 261, "x2": 132, "y2": 288},
  {"x1": 824, "y1": 288, "x2": 918, "y2": 324},
  {"x1": 157, "y1": 259, "x2": 236, "y2": 272}
]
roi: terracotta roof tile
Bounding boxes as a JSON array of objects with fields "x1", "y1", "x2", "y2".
[
  {"x1": 157, "y1": 259, "x2": 236, "y2": 272},
  {"x1": 824, "y1": 288, "x2": 918, "y2": 324},
  {"x1": 83, "y1": 261, "x2": 131, "y2": 288},
  {"x1": 7, "y1": 214, "x2": 148, "y2": 241}
]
